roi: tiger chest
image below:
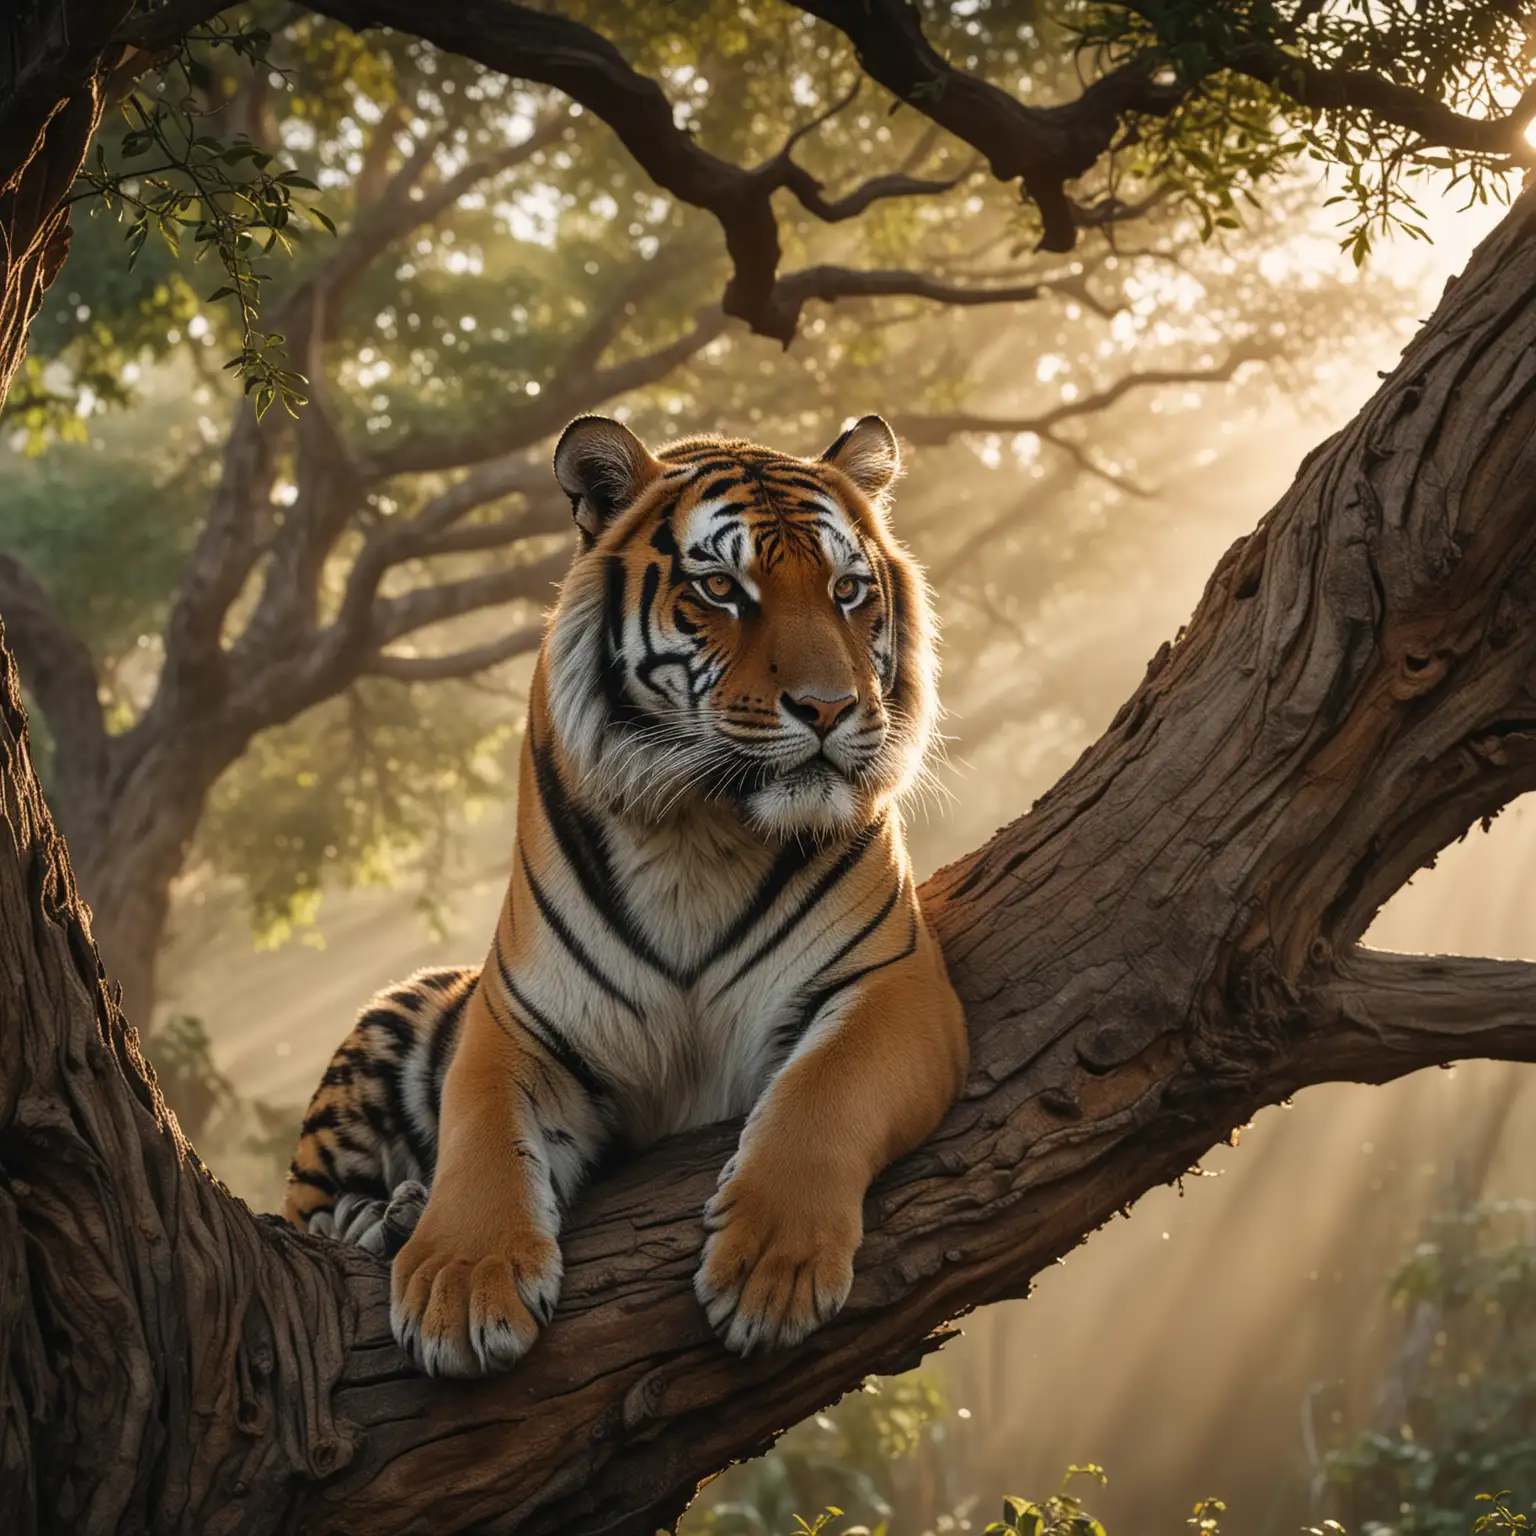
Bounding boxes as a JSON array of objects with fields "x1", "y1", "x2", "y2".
[{"x1": 586, "y1": 820, "x2": 808, "y2": 1144}]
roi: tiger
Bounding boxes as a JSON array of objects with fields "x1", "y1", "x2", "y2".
[{"x1": 283, "y1": 412, "x2": 969, "y2": 1378}]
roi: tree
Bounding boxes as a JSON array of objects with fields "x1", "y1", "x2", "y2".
[
  {"x1": 3, "y1": 5, "x2": 1326, "y2": 1022},
  {"x1": 5, "y1": 4, "x2": 1536, "y2": 1534}
]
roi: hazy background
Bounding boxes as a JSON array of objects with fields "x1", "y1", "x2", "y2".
[
  {"x1": 6, "y1": 18, "x2": 1532, "y2": 1528},
  {"x1": 133, "y1": 191, "x2": 1532, "y2": 1533}
]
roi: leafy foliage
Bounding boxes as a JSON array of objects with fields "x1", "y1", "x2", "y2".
[
  {"x1": 73, "y1": 11, "x2": 328, "y2": 422},
  {"x1": 1068, "y1": 1, "x2": 1533, "y2": 263},
  {"x1": 1325, "y1": 1201, "x2": 1536, "y2": 1536},
  {"x1": 984, "y1": 1466, "x2": 1110, "y2": 1536},
  {"x1": 684, "y1": 1374, "x2": 960, "y2": 1535}
]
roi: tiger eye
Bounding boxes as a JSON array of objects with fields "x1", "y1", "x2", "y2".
[
  {"x1": 702, "y1": 573, "x2": 736, "y2": 601},
  {"x1": 834, "y1": 575, "x2": 861, "y2": 603}
]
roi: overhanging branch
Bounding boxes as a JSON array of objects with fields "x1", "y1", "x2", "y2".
[
  {"x1": 894, "y1": 343, "x2": 1275, "y2": 447},
  {"x1": 364, "y1": 622, "x2": 544, "y2": 681},
  {"x1": 300, "y1": 0, "x2": 1038, "y2": 339}
]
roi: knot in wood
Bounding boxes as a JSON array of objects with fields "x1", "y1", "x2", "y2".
[
  {"x1": 1189, "y1": 951, "x2": 1312, "y2": 1083},
  {"x1": 1390, "y1": 649, "x2": 1449, "y2": 699},
  {"x1": 622, "y1": 1370, "x2": 668, "y2": 1430},
  {"x1": 308, "y1": 1437, "x2": 344, "y2": 1476},
  {"x1": 1038, "y1": 1084, "x2": 1082, "y2": 1119},
  {"x1": 1075, "y1": 1007, "x2": 1166, "y2": 1073}
]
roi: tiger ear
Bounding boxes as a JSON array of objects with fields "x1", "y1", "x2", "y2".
[
  {"x1": 553, "y1": 416, "x2": 663, "y2": 538},
  {"x1": 820, "y1": 414, "x2": 901, "y2": 499}
]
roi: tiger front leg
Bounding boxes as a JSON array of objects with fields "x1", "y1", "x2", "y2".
[
  {"x1": 391, "y1": 990, "x2": 602, "y2": 1377},
  {"x1": 695, "y1": 923, "x2": 968, "y2": 1354}
]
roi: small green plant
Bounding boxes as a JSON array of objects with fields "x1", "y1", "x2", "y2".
[
  {"x1": 1189, "y1": 1497, "x2": 1227, "y2": 1536},
  {"x1": 984, "y1": 1465, "x2": 1109, "y2": 1536},
  {"x1": 1475, "y1": 1492, "x2": 1534, "y2": 1536},
  {"x1": 789, "y1": 1513, "x2": 854, "y2": 1536}
]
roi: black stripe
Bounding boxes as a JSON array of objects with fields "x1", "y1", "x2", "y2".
[
  {"x1": 886, "y1": 563, "x2": 909, "y2": 702},
  {"x1": 612, "y1": 481, "x2": 683, "y2": 551},
  {"x1": 530, "y1": 735, "x2": 677, "y2": 978},
  {"x1": 301, "y1": 1103, "x2": 342, "y2": 1135},
  {"x1": 680, "y1": 838, "x2": 817, "y2": 986},
  {"x1": 695, "y1": 474, "x2": 752, "y2": 500},
  {"x1": 712, "y1": 819, "x2": 884, "y2": 997},
  {"x1": 599, "y1": 557, "x2": 644, "y2": 728},
  {"x1": 520, "y1": 849, "x2": 644, "y2": 1017},
  {"x1": 331, "y1": 1125, "x2": 380, "y2": 1162},
  {"x1": 817, "y1": 878, "x2": 904, "y2": 977},
  {"x1": 774, "y1": 913, "x2": 919, "y2": 1061},
  {"x1": 359, "y1": 1095, "x2": 395, "y2": 1144},
  {"x1": 491, "y1": 935, "x2": 610, "y2": 1100},
  {"x1": 388, "y1": 1053, "x2": 435, "y2": 1179},
  {"x1": 357, "y1": 1006, "x2": 416, "y2": 1055},
  {"x1": 427, "y1": 976, "x2": 471, "y2": 1095},
  {"x1": 287, "y1": 1165, "x2": 337, "y2": 1194}
]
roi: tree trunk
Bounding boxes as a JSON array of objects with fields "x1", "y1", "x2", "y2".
[
  {"x1": 65, "y1": 737, "x2": 225, "y2": 1025},
  {"x1": 5, "y1": 176, "x2": 1536, "y2": 1532}
]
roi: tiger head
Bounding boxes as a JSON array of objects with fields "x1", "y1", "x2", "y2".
[{"x1": 542, "y1": 414, "x2": 939, "y2": 839}]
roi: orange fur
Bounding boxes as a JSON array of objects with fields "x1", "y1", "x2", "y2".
[{"x1": 289, "y1": 415, "x2": 969, "y2": 1376}]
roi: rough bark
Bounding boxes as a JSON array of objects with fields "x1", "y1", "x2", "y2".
[{"x1": 4, "y1": 165, "x2": 1536, "y2": 1532}]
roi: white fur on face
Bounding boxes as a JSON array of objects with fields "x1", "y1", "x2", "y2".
[
  {"x1": 545, "y1": 467, "x2": 935, "y2": 837},
  {"x1": 743, "y1": 763, "x2": 861, "y2": 839}
]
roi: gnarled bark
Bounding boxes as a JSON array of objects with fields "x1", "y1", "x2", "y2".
[{"x1": 5, "y1": 169, "x2": 1536, "y2": 1533}]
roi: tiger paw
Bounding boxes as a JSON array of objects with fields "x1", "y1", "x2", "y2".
[
  {"x1": 390, "y1": 1220, "x2": 562, "y2": 1378},
  {"x1": 693, "y1": 1171, "x2": 860, "y2": 1355}
]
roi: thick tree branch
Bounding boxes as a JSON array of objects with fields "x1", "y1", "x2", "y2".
[
  {"x1": 763, "y1": 263, "x2": 1074, "y2": 340},
  {"x1": 787, "y1": 0, "x2": 1185, "y2": 251},
  {"x1": 301, "y1": 0, "x2": 1014, "y2": 339},
  {"x1": 1299, "y1": 948, "x2": 1536, "y2": 1088}
]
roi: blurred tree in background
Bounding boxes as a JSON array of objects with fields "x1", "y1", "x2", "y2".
[
  {"x1": 0, "y1": 3, "x2": 1411, "y2": 1035},
  {"x1": 6, "y1": 1, "x2": 1536, "y2": 1529}
]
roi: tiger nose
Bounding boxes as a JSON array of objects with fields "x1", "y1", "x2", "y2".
[{"x1": 782, "y1": 690, "x2": 857, "y2": 738}]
